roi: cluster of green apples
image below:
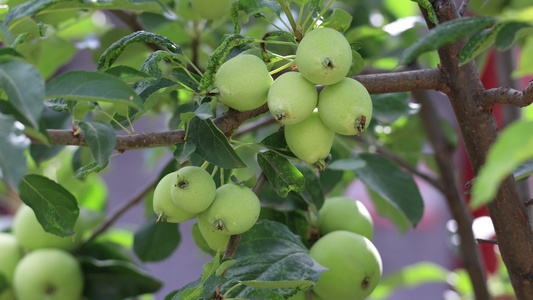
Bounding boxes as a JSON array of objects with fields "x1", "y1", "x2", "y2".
[
  {"x1": 290, "y1": 196, "x2": 382, "y2": 300},
  {"x1": 212, "y1": 27, "x2": 372, "y2": 170},
  {"x1": 0, "y1": 205, "x2": 85, "y2": 300},
  {"x1": 153, "y1": 166, "x2": 260, "y2": 252}
]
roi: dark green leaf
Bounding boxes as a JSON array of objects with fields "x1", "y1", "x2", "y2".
[
  {"x1": 459, "y1": 23, "x2": 501, "y2": 66},
  {"x1": 46, "y1": 71, "x2": 144, "y2": 111},
  {"x1": 133, "y1": 214, "x2": 181, "y2": 262},
  {"x1": 258, "y1": 182, "x2": 307, "y2": 211},
  {"x1": 398, "y1": 16, "x2": 498, "y2": 66},
  {"x1": 187, "y1": 117, "x2": 246, "y2": 169},
  {"x1": 0, "y1": 113, "x2": 29, "y2": 189},
  {"x1": 79, "y1": 121, "x2": 116, "y2": 168},
  {"x1": 257, "y1": 151, "x2": 304, "y2": 198},
  {"x1": 259, "y1": 130, "x2": 295, "y2": 157},
  {"x1": 18, "y1": 174, "x2": 79, "y2": 237},
  {"x1": 411, "y1": 0, "x2": 438, "y2": 25},
  {"x1": 238, "y1": 0, "x2": 282, "y2": 16},
  {"x1": 495, "y1": 21, "x2": 532, "y2": 51},
  {"x1": 73, "y1": 161, "x2": 108, "y2": 179},
  {"x1": 0, "y1": 60, "x2": 44, "y2": 128},
  {"x1": 259, "y1": 207, "x2": 309, "y2": 247},
  {"x1": 353, "y1": 153, "x2": 424, "y2": 228},
  {"x1": 350, "y1": 50, "x2": 364, "y2": 74},
  {"x1": 97, "y1": 31, "x2": 182, "y2": 71},
  {"x1": 170, "y1": 68, "x2": 201, "y2": 91},
  {"x1": 79, "y1": 240, "x2": 136, "y2": 263},
  {"x1": 321, "y1": 8, "x2": 353, "y2": 32},
  {"x1": 367, "y1": 188, "x2": 410, "y2": 233},
  {"x1": 222, "y1": 220, "x2": 326, "y2": 298},
  {"x1": 327, "y1": 158, "x2": 366, "y2": 170},
  {"x1": 515, "y1": 159, "x2": 533, "y2": 182},
  {"x1": 245, "y1": 290, "x2": 285, "y2": 300},
  {"x1": 105, "y1": 65, "x2": 153, "y2": 83},
  {"x1": 81, "y1": 257, "x2": 163, "y2": 300},
  {"x1": 194, "y1": 103, "x2": 213, "y2": 120},
  {"x1": 295, "y1": 165, "x2": 325, "y2": 210},
  {"x1": 372, "y1": 93, "x2": 419, "y2": 124},
  {"x1": 173, "y1": 141, "x2": 196, "y2": 165},
  {"x1": 241, "y1": 280, "x2": 314, "y2": 290}
]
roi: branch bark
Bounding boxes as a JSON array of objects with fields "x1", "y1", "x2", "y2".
[
  {"x1": 483, "y1": 80, "x2": 533, "y2": 109},
  {"x1": 430, "y1": 1, "x2": 533, "y2": 298}
]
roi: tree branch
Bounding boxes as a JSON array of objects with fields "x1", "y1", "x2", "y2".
[
  {"x1": 483, "y1": 80, "x2": 533, "y2": 109},
  {"x1": 352, "y1": 68, "x2": 448, "y2": 94}
]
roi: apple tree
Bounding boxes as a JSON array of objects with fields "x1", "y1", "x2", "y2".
[{"x1": 1, "y1": 0, "x2": 533, "y2": 299}]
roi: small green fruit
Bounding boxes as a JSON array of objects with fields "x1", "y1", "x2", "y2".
[
  {"x1": 0, "y1": 288, "x2": 15, "y2": 300},
  {"x1": 196, "y1": 214, "x2": 230, "y2": 252},
  {"x1": 13, "y1": 248, "x2": 84, "y2": 300},
  {"x1": 318, "y1": 77, "x2": 372, "y2": 135},
  {"x1": 199, "y1": 183, "x2": 260, "y2": 235},
  {"x1": 12, "y1": 205, "x2": 83, "y2": 251},
  {"x1": 214, "y1": 54, "x2": 273, "y2": 111},
  {"x1": 267, "y1": 72, "x2": 318, "y2": 125},
  {"x1": 170, "y1": 166, "x2": 217, "y2": 214},
  {"x1": 309, "y1": 231, "x2": 382, "y2": 300},
  {"x1": 296, "y1": 27, "x2": 352, "y2": 85},
  {"x1": 284, "y1": 111, "x2": 335, "y2": 170},
  {"x1": 190, "y1": 0, "x2": 233, "y2": 20},
  {"x1": 287, "y1": 291, "x2": 324, "y2": 300},
  {"x1": 319, "y1": 196, "x2": 374, "y2": 240},
  {"x1": 153, "y1": 171, "x2": 196, "y2": 223},
  {"x1": 0, "y1": 233, "x2": 23, "y2": 283}
]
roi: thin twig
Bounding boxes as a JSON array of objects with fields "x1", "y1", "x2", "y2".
[
  {"x1": 77, "y1": 175, "x2": 159, "y2": 249},
  {"x1": 476, "y1": 238, "x2": 498, "y2": 245},
  {"x1": 483, "y1": 81, "x2": 533, "y2": 109}
]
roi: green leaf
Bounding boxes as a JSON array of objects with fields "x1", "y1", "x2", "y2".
[
  {"x1": 173, "y1": 141, "x2": 196, "y2": 165},
  {"x1": 257, "y1": 151, "x2": 304, "y2": 198},
  {"x1": 259, "y1": 130, "x2": 295, "y2": 157},
  {"x1": 372, "y1": 93, "x2": 418, "y2": 124},
  {"x1": 238, "y1": 0, "x2": 282, "y2": 16},
  {"x1": 105, "y1": 65, "x2": 153, "y2": 83},
  {"x1": 245, "y1": 290, "x2": 285, "y2": 300},
  {"x1": 371, "y1": 262, "x2": 450, "y2": 299},
  {"x1": 398, "y1": 16, "x2": 498, "y2": 66},
  {"x1": 97, "y1": 31, "x2": 182, "y2": 71},
  {"x1": 241, "y1": 280, "x2": 314, "y2": 290},
  {"x1": 79, "y1": 121, "x2": 116, "y2": 168},
  {"x1": 321, "y1": 8, "x2": 353, "y2": 32},
  {"x1": 353, "y1": 153, "x2": 424, "y2": 228},
  {"x1": 459, "y1": 23, "x2": 502, "y2": 66},
  {"x1": 514, "y1": 159, "x2": 533, "y2": 182},
  {"x1": 133, "y1": 214, "x2": 181, "y2": 262},
  {"x1": 0, "y1": 60, "x2": 45, "y2": 128},
  {"x1": 350, "y1": 50, "x2": 364, "y2": 74},
  {"x1": 18, "y1": 174, "x2": 79, "y2": 237},
  {"x1": 494, "y1": 21, "x2": 532, "y2": 51},
  {"x1": 81, "y1": 257, "x2": 163, "y2": 300},
  {"x1": 187, "y1": 117, "x2": 246, "y2": 169},
  {"x1": 367, "y1": 188, "x2": 411, "y2": 233},
  {"x1": 259, "y1": 208, "x2": 309, "y2": 247},
  {"x1": 295, "y1": 164, "x2": 325, "y2": 210},
  {"x1": 222, "y1": 220, "x2": 326, "y2": 298},
  {"x1": 5, "y1": 0, "x2": 171, "y2": 25},
  {"x1": 471, "y1": 121, "x2": 533, "y2": 208},
  {"x1": 73, "y1": 161, "x2": 108, "y2": 179},
  {"x1": 0, "y1": 113, "x2": 29, "y2": 189},
  {"x1": 410, "y1": 0, "x2": 438, "y2": 25},
  {"x1": 45, "y1": 71, "x2": 144, "y2": 111},
  {"x1": 327, "y1": 157, "x2": 366, "y2": 170}
]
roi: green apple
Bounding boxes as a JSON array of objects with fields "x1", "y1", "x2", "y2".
[
  {"x1": 287, "y1": 291, "x2": 324, "y2": 300},
  {"x1": 153, "y1": 171, "x2": 196, "y2": 223},
  {"x1": 214, "y1": 54, "x2": 273, "y2": 112},
  {"x1": 0, "y1": 233, "x2": 23, "y2": 284},
  {"x1": 198, "y1": 183, "x2": 260, "y2": 235},
  {"x1": 318, "y1": 196, "x2": 374, "y2": 240},
  {"x1": 268, "y1": 72, "x2": 318, "y2": 125},
  {"x1": 296, "y1": 27, "x2": 352, "y2": 85},
  {"x1": 284, "y1": 111, "x2": 335, "y2": 170},
  {"x1": 12, "y1": 205, "x2": 84, "y2": 251},
  {"x1": 309, "y1": 231, "x2": 382, "y2": 300},
  {"x1": 318, "y1": 77, "x2": 372, "y2": 136},
  {"x1": 0, "y1": 287, "x2": 15, "y2": 300},
  {"x1": 13, "y1": 248, "x2": 84, "y2": 300},
  {"x1": 170, "y1": 166, "x2": 217, "y2": 214},
  {"x1": 190, "y1": 0, "x2": 233, "y2": 20},
  {"x1": 196, "y1": 214, "x2": 230, "y2": 252}
]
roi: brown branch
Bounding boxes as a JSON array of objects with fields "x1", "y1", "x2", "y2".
[
  {"x1": 352, "y1": 68, "x2": 448, "y2": 95},
  {"x1": 483, "y1": 81, "x2": 533, "y2": 109}
]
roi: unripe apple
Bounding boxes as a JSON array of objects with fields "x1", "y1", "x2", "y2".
[
  {"x1": 198, "y1": 183, "x2": 260, "y2": 235},
  {"x1": 13, "y1": 248, "x2": 84, "y2": 300},
  {"x1": 0, "y1": 288, "x2": 15, "y2": 300},
  {"x1": 309, "y1": 231, "x2": 382, "y2": 300},
  {"x1": 12, "y1": 205, "x2": 84, "y2": 251},
  {"x1": 153, "y1": 171, "x2": 196, "y2": 223},
  {"x1": 267, "y1": 72, "x2": 318, "y2": 125},
  {"x1": 318, "y1": 77, "x2": 372, "y2": 135},
  {"x1": 296, "y1": 27, "x2": 352, "y2": 85},
  {"x1": 170, "y1": 166, "x2": 217, "y2": 214},
  {"x1": 214, "y1": 54, "x2": 273, "y2": 111},
  {"x1": 0, "y1": 233, "x2": 23, "y2": 283},
  {"x1": 284, "y1": 111, "x2": 335, "y2": 170},
  {"x1": 318, "y1": 196, "x2": 374, "y2": 240},
  {"x1": 190, "y1": 0, "x2": 233, "y2": 20},
  {"x1": 196, "y1": 214, "x2": 230, "y2": 252}
]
